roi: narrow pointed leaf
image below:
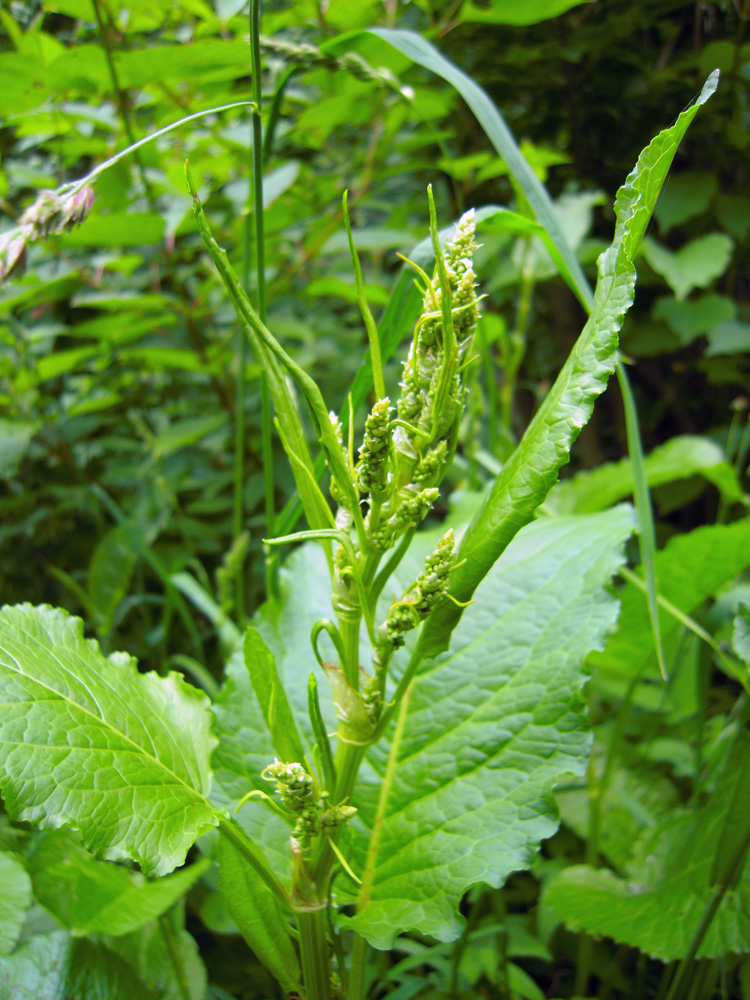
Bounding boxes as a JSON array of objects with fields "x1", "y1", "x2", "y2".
[
  {"x1": 0, "y1": 850, "x2": 31, "y2": 956},
  {"x1": 0, "y1": 604, "x2": 219, "y2": 876},
  {"x1": 218, "y1": 837, "x2": 302, "y2": 993},
  {"x1": 244, "y1": 625, "x2": 306, "y2": 765},
  {"x1": 27, "y1": 831, "x2": 210, "y2": 937},
  {"x1": 412, "y1": 72, "x2": 717, "y2": 660}
]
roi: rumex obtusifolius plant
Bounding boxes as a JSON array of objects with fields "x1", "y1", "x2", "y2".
[{"x1": 0, "y1": 70, "x2": 718, "y2": 1000}]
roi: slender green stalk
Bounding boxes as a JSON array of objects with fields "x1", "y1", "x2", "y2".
[
  {"x1": 619, "y1": 565, "x2": 749, "y2": 693},
  {"x1": 216, "y1": 816, "x2": 291, "y2": 910},
  {"x1": 91, "y1": 0, "x2": 154, "y2": 207},
  {"x1": 348, "y1": 933, "x2": 369, "y2": 1000},
  {"x1": 617, "y1": 360, "x2": 666, "y2": 679},
  {"x1": 574, "y1": 668, "x2": 643, "y2": 996},
  {"x1": 235, "y1": 0, "x2": 276, "y2": 610},
  {"x1": 343, "y1": 191, "x2": 386, "y2": 401}
]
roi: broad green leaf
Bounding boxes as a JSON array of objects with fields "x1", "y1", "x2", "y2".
[
  {"x1": 0, "y1": 932, "x2": 159, "y2": 1000},
  {"x1": 36, "y1": 345, "x2": 101, "y2": 381},
  {"x1": 589, "y1": 519, "x2": 750, "y2": 680},
  {"x1": 546, "y1": 736, "x2": 750, "y2": 960},
  {"x1": 642, "y1": 233, "x2": 733, "y2": 301},
  {"x1": 244, "y1": 626, "x2": 306, "y2": 766},
  {"x1": 459, "y1": 0, "x2": 595, "y2": 23},
  {"x1": 733, "y1": 605, "x2": 750, "y2": 667},
  {"x1": 542, "y1": 434, "x2": 743, "y2": 514},
  {"x1": 218, "y1": 837, "x2": 302, "y2": 993},
  {"x1": 56, "y1": 211, "x2": 165, "y2": 248},
  {"x1": 0, "y1": 604, "x2": 219, "y2": 876},
  {"x1": 0, "y1": 419, "x2": 38, "y2": 479},
  {"x1": 652, "y1": 293, "x2": 735, "y2": 345},
  {"x1": 27, "y1": 830, "x2": 210, "y2": 936},
  {"x1": 716, "y1": 193, "x2": 750, "y2": 241},
  {"x1": 152, "y1": 413, "x2": 227, "y2": 458},
  {"x1": 414, "y1": 76, "x2": 717, "y2": 659},
  {"x1": 87, "y1": 526, "x2": 137, "y2": 636},
  {"x1": 706, "y1": 319, "x2": 750, "y2": 356},
  {"x1": 104, "y1": 913, "x2": 207, "y2": 1000},
  {"x1": 346, "y1": 506, "x2": 634, "y2": 948},
  {"x1": 0, "y1": 850, "x2": 31, "y2": 956},
  {"x1": 654, "y1": 170, "x2": 718, "y2": 233}
]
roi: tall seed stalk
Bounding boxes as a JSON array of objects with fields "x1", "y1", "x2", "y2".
[{"x1": 234, "y1": 0, "x2": 276, "y2": 624}]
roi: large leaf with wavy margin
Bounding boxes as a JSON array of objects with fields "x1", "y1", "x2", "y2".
[
  {"x1": 545, "y1": 734, "x2": 750, "y2": 960},
  {"x1": 345, "y1": 506, "x2": 634, "y2": 948},
  {"x1": 0, "y1": 604, "x2": 218, "y2": 876}
]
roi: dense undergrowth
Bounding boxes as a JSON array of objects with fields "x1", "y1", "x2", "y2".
[{"x1": 0, "y1": 2, "x2": 749, "y2": 999}]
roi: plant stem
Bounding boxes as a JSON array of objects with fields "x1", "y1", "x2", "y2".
[
  {"x1": 297, "y1": 906, "x2": 332, "y2": 1000},
  {"x1": 91, "y1": 0, "x2": 154, "y2": 208},
  {"x1": 348, "y1": 932, "x2": 369, "y2": 1000},
  {"x1": 236, "y1": 0, "x2": 275, "y2": 610}
]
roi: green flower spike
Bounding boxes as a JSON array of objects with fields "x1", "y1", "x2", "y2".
[
  {"x1": 356, "y1": 398, "x2": 391, "y2": 499},
  {"x1": 378, "y1": 528, "x2": 456, "y2": 650}
]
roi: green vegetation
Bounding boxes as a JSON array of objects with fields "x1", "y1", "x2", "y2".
[{"x1": 0, "y1": 2, "x2": 748, "y2": 999}]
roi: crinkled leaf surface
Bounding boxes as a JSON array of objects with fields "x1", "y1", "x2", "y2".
[
  {"x1": 345, "y1": 507, "x2": 634, "y2": 948},
  {"x1": 0, "y1": 604, "x2": 218, "y2": 876},
  {"x1": 26, "y1": 831, "x2": 210, "y2": 937},
  {"x1": 546, "y1": 735, "x2": 750, "y2": 960},
  {"x1": 0, "y1": 932, "x2": 159, "y2": 1000},
  {"x1": 590, "y1": 519, "x2": 750, "y2": 679},
  {"x1": 0, "y1": 850, "x2": 31, "y2": 956}
]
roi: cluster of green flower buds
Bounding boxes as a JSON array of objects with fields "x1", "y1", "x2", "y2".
[
  {"x1": 348, "y1": 209, "x2": 479, "y2": 558},
  {"x1": 355, "y1": 398, "x2": 391, "y2": 499},
  {"x1": 394, "y1": 208, "x2": 479, "y2": 476},
  {"x1": 262, "y1": 761, "x2": 356, "y2": 855},
  {"x1": 378, "y1": 529, "x2": 455, "y2": 650}
]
